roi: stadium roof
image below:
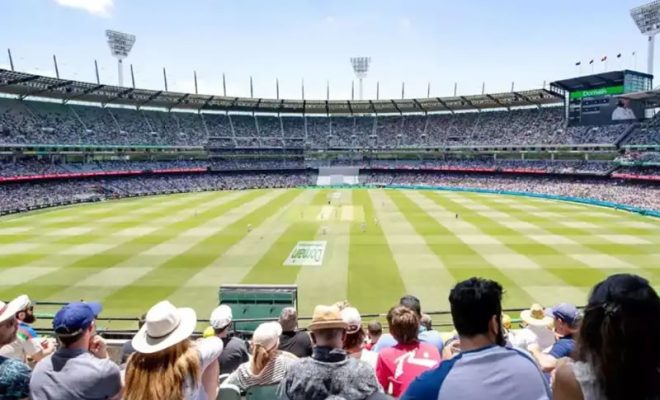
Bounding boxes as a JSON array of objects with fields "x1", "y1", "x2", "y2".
[
  {"x1": 0, "y1": 69, "x2": 562, "y2": 114},
  {"x1": 551, "y1": 70, "x2": 653, "y2": 92},
  {"x1": 621, "y1": 87, "x2": 660, "y2": 106}
]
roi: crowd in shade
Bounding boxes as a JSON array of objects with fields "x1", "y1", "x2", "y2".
[
  {"x1": 361, "y1": 172, "x2": 660, "y2": 210},
  {"x1": 0, "y1": 173, "x2": 315, "y2": 214},
  {"x1": 3, "y1": 98, "x2": 658, "y2": 148},
  {"x1": 0, "y1": 158, "x2": 642, "y2": 178},
  {"x1": 1, "y1": 169, "x2": 658, "y2": 214},
  {"x1": 0, "y1": 274, "x2": 657, "y2": 399}
]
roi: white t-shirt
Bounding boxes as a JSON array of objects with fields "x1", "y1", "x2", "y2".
[
  {"x1": 183, "y1": 337, "x2": 224, "y2": 400},
  {"x1": 0, "y1": 338, "x2": 42, "y2": 363},
  {"x1": 611, "y1": 107, "x2": 636, "y2": 121}
]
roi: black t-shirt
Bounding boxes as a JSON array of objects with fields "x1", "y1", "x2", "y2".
[
  {"x1": 219, "y1": 336, "x2": 249, "y2": 374},
  {"x1": 278, "y1": 331, "x2": 313, "y2": 358}
]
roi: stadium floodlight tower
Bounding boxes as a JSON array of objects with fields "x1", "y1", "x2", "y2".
[
  {"x1": 105, "y1": 30, "x2": 136, "y2": 87},
  {"x1": 631, "y1": 1, "x2": 660, "y2": 75},
  {"x1": 350, "y1": 57, "x2": 371, "y2": 100}
]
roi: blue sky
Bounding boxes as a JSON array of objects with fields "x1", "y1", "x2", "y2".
[{"x1": 0, "y1": 0, "x2": 653, "y2": 99}]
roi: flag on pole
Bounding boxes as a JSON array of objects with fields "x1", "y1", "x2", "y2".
[
  {"x1": 601, "y1": 56, "x2": 607, "y2": 62},
  {"x1": 589, "y1": 59, "x2": 594, "y2": 64},
  {"x1": 617, "y1": 53, "x2": 622, "y2": 58},
  {"x1": 575, "y1": 61, "x2": 581, "y2": 66},
  {"x1": 633, "y1": 51, "x2": 636, "y2": 56}
]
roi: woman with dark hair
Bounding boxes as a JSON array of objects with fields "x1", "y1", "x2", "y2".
[
  {"x1": 553, "y1": 274, "x2": 660, "y2": 400},
  {"x1": 376, "y1": 306, "x2": 441, "y2": 397}
]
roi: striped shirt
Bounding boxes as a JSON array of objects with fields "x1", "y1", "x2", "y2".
[{"x1": 225, "y1": 352, "x2": 297, "y2": 392}]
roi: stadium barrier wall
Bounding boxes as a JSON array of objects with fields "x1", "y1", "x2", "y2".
[{"x1": 300, "y1": 184, "x2": 660, "y2": 218}]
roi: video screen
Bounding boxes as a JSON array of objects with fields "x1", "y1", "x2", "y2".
[{"x1": 568, "y1": 91, "x2": 645, "y2": 126}]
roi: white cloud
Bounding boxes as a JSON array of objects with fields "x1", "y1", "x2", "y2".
[
  {"x1": 54, "y1": 0, "x2": 114, "y2": 17},
  {"x1": 399, "y1": 17, "x2": 411, "y2": 29}
]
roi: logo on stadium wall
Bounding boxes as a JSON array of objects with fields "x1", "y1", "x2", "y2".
[{"x1": 284, "y1": 241, "x2": 327, "y2": 266}]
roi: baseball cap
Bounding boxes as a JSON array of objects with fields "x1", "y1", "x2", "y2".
[
  {"x1": 340, "y1": 307, "x2": 362, "y2": 334},
  {"x1": 209, "y1": 305, "x2": 232, "y2": 330},
  {"x1": 547, "y1": 303, "x2": 580, "y2": 326},
  {"x1": 53, "y1": 302, "x2": 102, "y2": 337}
]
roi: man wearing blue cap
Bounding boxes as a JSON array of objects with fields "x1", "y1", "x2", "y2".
[
  {"x1": 30, "y1": 302, "x2": 122, "y2": 400},
  {"x1": 527, "y1": 303, "x2": 580, "y2": 374}
]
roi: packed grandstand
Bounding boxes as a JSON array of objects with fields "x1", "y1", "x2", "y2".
[
  {"x1": 0, "y1": 67, "x2": 658, "y2": 216},
  {"x1": 1, "y1": 42, "x2": 660, "y2": 400}
]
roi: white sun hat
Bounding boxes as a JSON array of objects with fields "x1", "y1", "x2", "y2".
[
  {"x1": 132, "y1": 300, "x2": 197, "y2": 354},
  {"x1": 0, "y1": 297, "x2": 25, "y2": 324}
]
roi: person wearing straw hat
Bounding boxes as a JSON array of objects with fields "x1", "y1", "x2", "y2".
[
  {"x1": 30, "y1": 301, "x2": 122, "y2": 400},
  {"x1": 225, "y1": 321, "x2": 297, "y2": 392},
  {"x1": 0, "y1": 297, "x2": 32, "y2": 400},
  {"x1": 123, "y1": 300, "x2": 223, "y2": 400},
  {"x1": 278, "y1": 304, "x2": 380, "y2": 400},
  {"x1": 0, "y1": 295, "x2": 54, "y2": 364},
  {"x1": 508, "y1": 303, "x2": 556, "y2": 351}
]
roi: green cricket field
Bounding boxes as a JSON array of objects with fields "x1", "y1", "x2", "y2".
[{"x1": 0, "y1": 188, "x2": 657, "y2": 329}]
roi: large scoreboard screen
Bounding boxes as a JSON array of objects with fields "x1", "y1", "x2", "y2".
[{"x1": 552, "y1": 70, "x2": 653, "y2": 126}]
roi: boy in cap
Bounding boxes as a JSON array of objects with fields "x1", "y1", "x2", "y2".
[
  {"x1": 0, "y1": 297, "x2": 32, "y2": 400},
  {"x1": 278, "y1": 304, "x2": 380, "y2": 400},
  {"x1": 30, "y1": 302, "x2": 122, "y2": 400},
  {"x1": 210, "y1": 304, "x2": 249, "y2": 374},
  {"x1": 527, "y1": 303, "x2": 580, "y2": 374}
]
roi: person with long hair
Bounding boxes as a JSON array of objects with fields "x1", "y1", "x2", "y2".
[
  {"x1": 376, "y1": 305, "x2": 441, "y2": 397},
  {"x1": 225, "y1": 322, "x2": 297, "y2": 391},
  {"x1": 553, "y1": 274, "x2": 660, "y2": 400},
  {"x1": 124, "y1": 300, "x2": 223, "y2": 400}
]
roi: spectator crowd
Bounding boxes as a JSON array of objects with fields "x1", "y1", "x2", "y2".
[
  {"x1": 3, "y1": 98, "x2": 657, "y2": 148},
  {"x1": 0, "y1": 273, "x2": 657, "y2": 399},
  {"x1": 362, "y1": 171, "x2": 660, "y2": 211}
]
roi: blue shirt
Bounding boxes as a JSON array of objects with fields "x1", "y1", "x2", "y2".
[
  {"x1": 401, "y1": 345, "x2": 550, "y2": 400},
  {"x1": 548, "y1": 335, "x2": 575, "y2": 359},
  {"x1": 373, "y1": 328, "x2": 444, "y2": 354}
]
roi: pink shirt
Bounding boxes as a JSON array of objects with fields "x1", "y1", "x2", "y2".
[{"x1": 376, "y1": 341, "x2": 441, "y2": 397}]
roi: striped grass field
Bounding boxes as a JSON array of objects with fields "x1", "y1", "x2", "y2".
[{"x1": 0, "y1": 188, "x2": 658, "y2": 330}]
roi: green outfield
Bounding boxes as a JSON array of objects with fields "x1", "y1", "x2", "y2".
[{"x1": 0, "y1": 188, "x2": 658, "y2": 329}]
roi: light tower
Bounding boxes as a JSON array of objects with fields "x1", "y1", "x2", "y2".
[
  {"x1": 350, "y1": 57, "x2": 371, "y2": 100},
  {"x1": 631, "y1": 1, "x2": 660, "y2": 75},
  {"x1": 105, "y1": 30, "x2": 136, "y2": 87}
]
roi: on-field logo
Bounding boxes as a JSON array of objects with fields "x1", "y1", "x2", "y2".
[{"x1": 284, "y1": 241, "x2": 327, "y2": 266}]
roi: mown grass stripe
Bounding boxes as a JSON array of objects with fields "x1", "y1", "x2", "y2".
[
  {"x1": 0, "y1": 191, "x2": 232, "y2": 300},
  {"x1": 369, "y1": 189, "x2": 455, "y2": 312},
  {"x1": 386, "y1": 189, "x2": 534, "y2": 309},
  {"x1": 473, "y1": 195, "x2": 659, "y2": 280},
  {"x1": 423, "y1": 191, "x2": 609, "y2": 288},
  {"x1": 101, "y1": 189, "x2": 303, "y2": 315},
  {"x1": 0, "y1": 191, "x2": 221, "y2": 269},
  {"x1": 348, "y1": 189, "x2": 406, "y2": 314},
  {"x1": 240, "y1": 189, "x2": 329, "y2": 285}
]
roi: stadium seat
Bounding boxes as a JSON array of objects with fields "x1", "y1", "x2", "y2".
[
  {"x1": 245, "y1": 384, "x2": 279, "y2": 400},
  {"x1": 217, "y1": 383, "x2": 241, "y2": 400}
]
